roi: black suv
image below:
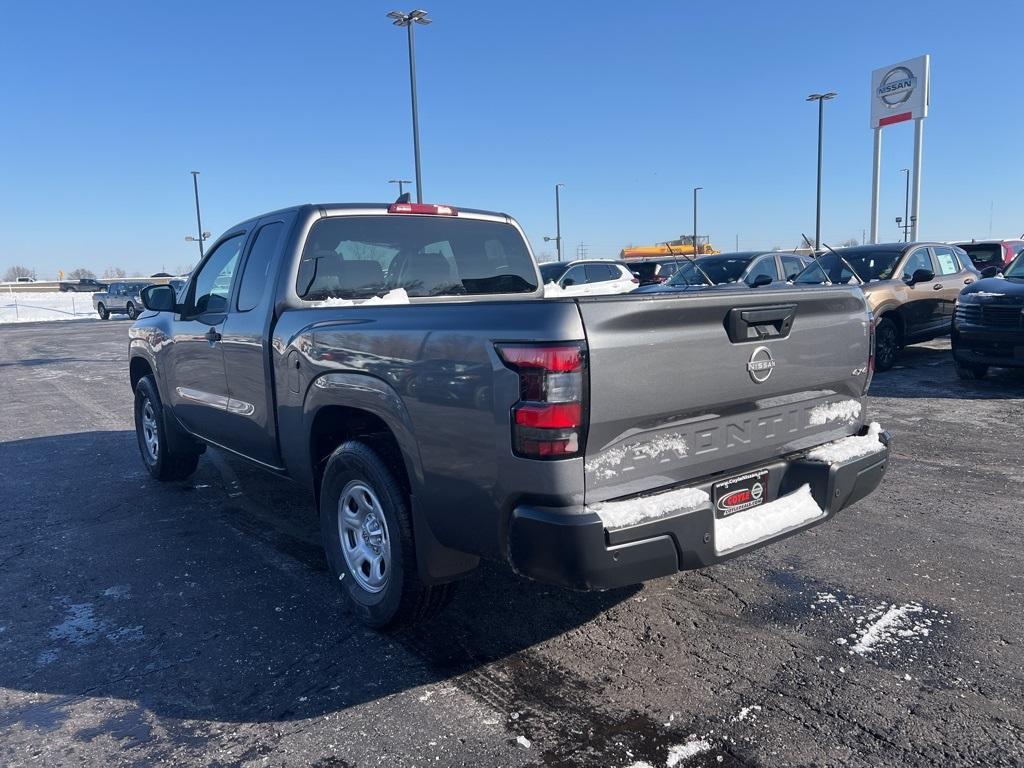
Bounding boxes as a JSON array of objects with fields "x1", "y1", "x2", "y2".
[{"x1": 952, "y1": 253, "x2": 1024, "y2": 379}]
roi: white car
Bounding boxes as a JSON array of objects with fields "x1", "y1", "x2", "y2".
[{"x1": 539, "y1": 260, "x2": 639, "y2": 297}]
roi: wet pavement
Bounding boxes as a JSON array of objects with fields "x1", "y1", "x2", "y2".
[{"x1": 1, "y1": 320, "x2": 1022, "y2": 766}]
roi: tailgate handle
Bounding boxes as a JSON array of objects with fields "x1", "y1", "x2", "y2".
[{"x1": 725, "y1": 303, "x2": 797, "y2": 343}]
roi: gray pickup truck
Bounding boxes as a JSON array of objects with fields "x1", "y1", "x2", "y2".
[
  {"x1": 94, "y1": 281, "x2": 148, "y2": 319},
  {"x1": 128, "y1": 201, "x2": 890, "y2": 628}
]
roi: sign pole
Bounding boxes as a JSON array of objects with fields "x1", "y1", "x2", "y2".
[
  {"x1": 910, "y1": 118, "x2": 924, "y2": 242},
  {"x1": 870, "y1": 128, "x2": 882, "y2": 244}
]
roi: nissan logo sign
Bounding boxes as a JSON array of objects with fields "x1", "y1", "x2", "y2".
[
  {"x1": 747, "y1": 346, "x2": 776, "y2": 383},
  {"x1": 877, "y1": 66, "x2": 917, "y2": 108}
]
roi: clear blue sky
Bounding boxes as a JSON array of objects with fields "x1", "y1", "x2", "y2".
[{"x1": 1, "y1": 0, "x2": 1021, "y2": 277}]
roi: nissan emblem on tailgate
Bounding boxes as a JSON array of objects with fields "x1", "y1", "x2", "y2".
[{"x1": 747, "y1": 346, "x2": 776, "y2": 383}]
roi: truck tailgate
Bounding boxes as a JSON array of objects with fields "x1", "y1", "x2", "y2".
[{"x1": 578, "y1": 285, "x2": 872, "y2": 503}]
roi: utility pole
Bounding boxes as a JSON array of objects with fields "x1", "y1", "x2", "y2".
[
  {"x1": 693, "y1": 187, "x2": 703, "y2": 256},
  {"x1": 387, "y1": 10, "x2": 432, "y2": 202},
  {"x1": 901, "y1": 168, "x2": 910, "y2": 242},
  {"x1": 185, "y1": 171, "x2": 211, "y2": 259},
  {"x1": 554, "y1": 183, "x2": 564, "y2": 261},
  {"x1": 807, "y1": 92, "x2": 837, "y2": 249}
]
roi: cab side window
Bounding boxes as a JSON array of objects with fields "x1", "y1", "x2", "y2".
[
  {"x1": 745, "y1": 256, "x2": 780, "y2": 284},
  {"x1": 585, "y1": 263, "x2": 618, "y2": 283},
  {"x1": 901, "y1": 248, "x2": 933, "y2": 278},
  {"x1": 780, "y1": 255, "x2": 805, "y2": 280},
  {"x1": 931, "y1": 246, "x2": 960, "y2": 276},
  {"x1": 560, "y1": 265, "x2": 588, "y2": 286},
  {"x1": 237, "y1": 223, "x2": 283, "y2": 312},
  {"x1": 189, "y1": 234, "x2": 246, "y2": 317}
]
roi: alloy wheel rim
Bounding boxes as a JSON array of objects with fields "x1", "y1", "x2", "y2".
[
  {"x1": 878, "y1": 326, "x2": 896, "y2": 365},
  {"x1": 141, "y1": 399, "x2": 159, "y2": 462},
  {"x1": 338, "y1": 481, "x2": 391, "y2": 593}
]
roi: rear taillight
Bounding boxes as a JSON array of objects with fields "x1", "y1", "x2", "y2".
[
  {"x1": 387, "y1": 202, "x2": 458, "y2": 216},
  {"x1": 496, "y1": 342, "x2": 587, "y2": 459},
  {"x1": 864, "y1": 314, "x2": 876, "y2": 394}
]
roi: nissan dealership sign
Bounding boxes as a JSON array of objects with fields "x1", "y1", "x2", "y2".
[{"x1": 870, "y1": 55, "x2": 930, "y2": 128}]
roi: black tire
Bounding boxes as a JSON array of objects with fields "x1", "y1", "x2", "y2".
[
  {"x1": 97, "y1": 303, "x2": 109, "y2": 320},
  {"x1": 874, "y1": 317, "x2": 901, "y2": 372},
  {"x1": 320, "y1": 441, "x2": 453, "y2": 629},
  {"x1": 134, "y1": 375, "x2": 200, "y2": 481},
  {"x1": 126, "y1": 302, "x2": 138, "y2": 320},
  {"x1": 954, "y1": 358, "x2": 988, "y2": 380}
]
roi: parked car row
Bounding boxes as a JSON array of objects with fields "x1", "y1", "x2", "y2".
[{"x1": 550, "y1": 240, "x2": 1021, "y2": 376}]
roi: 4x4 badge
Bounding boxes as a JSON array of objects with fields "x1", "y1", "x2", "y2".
[{"x1": 747, "y1": 346, "x2": 776, "y2": 383}]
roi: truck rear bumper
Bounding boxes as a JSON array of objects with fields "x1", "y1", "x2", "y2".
[{"x1": 508, "y1": 429, "x2": 891, "y2": 591}]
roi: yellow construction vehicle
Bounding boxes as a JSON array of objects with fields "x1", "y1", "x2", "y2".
[{"x1": 619, "y1": 236, "x2": 719, "y2": 260}]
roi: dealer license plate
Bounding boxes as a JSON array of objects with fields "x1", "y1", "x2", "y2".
[{"x1": 712, "y1": 469, "x2": 769, "y2": 519}]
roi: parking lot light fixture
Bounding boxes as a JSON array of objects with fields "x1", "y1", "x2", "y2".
[
  {"x1": 189, "y1": 171, "x2": 208, "y2": 258},
  {"x1": 807, "y1": 92, "x2": 837, "y2": 250},
  {"x1": 388, "y1": 10, "x2": 432, "y2": 203},
  {"x1": 389, "y1": 179, "x2": 413, "y2": 198}
]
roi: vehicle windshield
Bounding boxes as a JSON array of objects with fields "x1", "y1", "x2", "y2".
[
  {"x1": 539, "y1": 262, "x2": 570, "y2": 283},
  {"x1": 296, "y1": 215, "x2": 539, "y2": 300},
  {"x1": 795, "y1": 249, "x2": 903, "y2": 284},
  {"x1": 661, "y1": 260, "x2": 710, "y2": 287},
  {"x1": 1004, "y1": 254, "x2": 1024, "y2": 279},
  {"x1": 687, "y1": 256, "x2": 749, "y2": 284}
]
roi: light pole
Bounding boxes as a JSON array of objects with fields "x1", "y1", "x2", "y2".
[
  {"x1": 807, "y1": 92, "x2": 836, "y2": 250},
  {"x1": 900, "y1": 168, "x2": 911, "y2": 242},
  {"x1": 692, "y1": 187, "x2": 703, "y2": 256},
  {"x1": 389, "y1": 179, "x2": 413, "y2": 198},
  {"x1": 387, "y1": 9, "x2": 431, "y2": 203},
  {"x1": 187, "y1": 171, "x2": 210, "y2": 258}
]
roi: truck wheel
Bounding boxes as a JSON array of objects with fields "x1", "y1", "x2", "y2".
[
  {"x1": 320, "y1": 441, "x2": 453, "y2": 629},
  {"x1": 126, "y1": 302, "x2": 138, "y2": 320},
  {"x1": 134, "y1": 375, "x2": 200, "y2": 481},
  {"x1": 874, "y1": 317, "x2": 900, "y2": 372},
  {"x1": 97, "y1": 303, "x2": 109, "y2": 320},
  {"x1": 954, "y1": 358, "x2": 988, "y2": 380}
]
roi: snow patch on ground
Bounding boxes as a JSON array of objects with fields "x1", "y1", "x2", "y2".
[
  {"x1": 851, "y1": 603, "x2": 929, "y2": 656},
  {"x1": 808, "y1": 399, "x2": 861, "y2": 426},
  {"x1": 516, "y1": 735, "x2": 531, "y2": 749},
  {"x1": 666, "y1": 737, "x2": 712, "y2": 766},
  {"x1": 714, "y1": 484, "x2": 823, "y2": 553},
  {"x1": 106, "y1": 625, "x2": 144, "y2": 643},
  {"x1": 589, "y1": 487, "x2": 709, "y2": 530},
  {"x1": 49, "y1": 603, "x2": 108, "y2": 646},
  {"x1": 586, "y1": 433, "x2": 689, "y2": 480},
  {"x1": 102, "y1": 585, "x2": 130, "y2": 600},
  {"x1": 734, "y1": 705, "x2": 762, "y2": 722},
  {"x1": 806, "y1": 422, "x2": 885, "y2": 463},
  {"x1": 0, "y1": 291, "x2": 98, "y2": 324}
]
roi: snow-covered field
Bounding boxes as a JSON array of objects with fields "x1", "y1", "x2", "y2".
[{"x1": 0, "y1": 291, "x2": 98, "y2": 324}]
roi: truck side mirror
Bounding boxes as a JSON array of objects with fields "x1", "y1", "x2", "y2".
[
  {"x1": 749, "y1": 274, "x2": 773, "y2": 288},
  {"x1": 906, "y1": 268, "x2": 934, "y2": 285},
  {"x1": 562, "y1": 278, "x2": 576, "y2": 287},
  {"x1": 141, "y1": 284, "x2": 177, "y2": 313},
  {"x1": 980, "y1": 266, "x2": 1000, "y2": 278}
]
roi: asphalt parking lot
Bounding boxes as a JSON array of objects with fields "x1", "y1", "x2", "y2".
[{"x1": 1, "y1": 319, "x2": 1023, "y2": 767}]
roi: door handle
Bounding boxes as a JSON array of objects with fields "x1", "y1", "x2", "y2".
[
  {"x1": 205, "y1": 327, "x2": 222, "y2": 344},
  {"x1": 932, "y1": 284, "x2": 943, "y2": 290},
  {"x1": 964, "y1": 279, "x2": 974, "y2": 285}
]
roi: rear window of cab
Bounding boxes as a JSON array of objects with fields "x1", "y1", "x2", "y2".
[{"x1": 296, "y1": 215, "x2": 539, "y2": 300}]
